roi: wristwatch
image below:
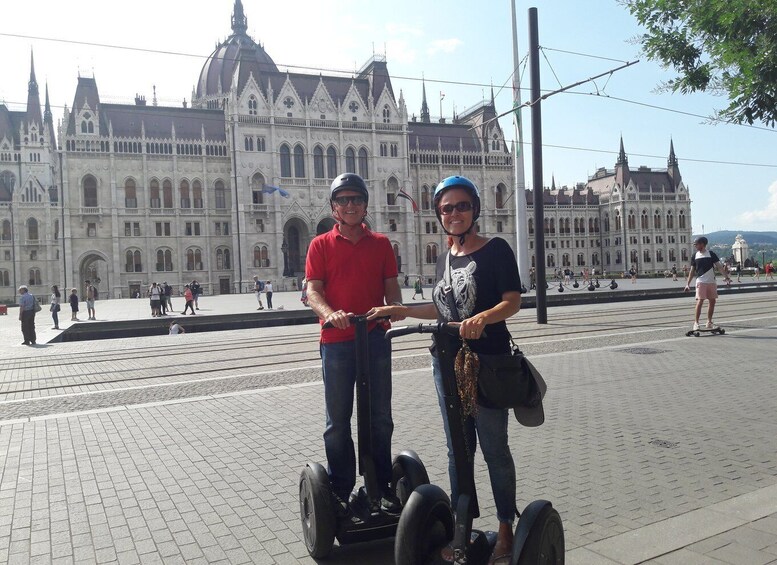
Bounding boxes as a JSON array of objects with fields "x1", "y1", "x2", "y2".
[{"x1": 391, "y1": 301, "x2": 403, "y2": 307}]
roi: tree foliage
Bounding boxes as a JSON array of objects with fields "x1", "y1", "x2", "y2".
[{"x1": 623, "y1": 0, "x2": 777, "y2": 126}]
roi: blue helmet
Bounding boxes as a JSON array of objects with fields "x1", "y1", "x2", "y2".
[{"x1": 433, "y1": 175, "x2": 481, "y2": 222}]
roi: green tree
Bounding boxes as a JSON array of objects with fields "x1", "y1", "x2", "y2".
[{"x1": 623, "y1": 0, "x2": 777, "y2": 126}]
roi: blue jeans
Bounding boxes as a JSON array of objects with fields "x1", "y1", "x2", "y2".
[
  {"x1": 321, "y1": 328, "x2": 393, "y2": 498},
  {"x1": 433, "y1": 356, "x2": 516, "y2": 524}
]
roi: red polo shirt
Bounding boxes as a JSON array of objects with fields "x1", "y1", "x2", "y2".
[{"x1": 306, "y1": 224, "x2": 398, "y2": 343}]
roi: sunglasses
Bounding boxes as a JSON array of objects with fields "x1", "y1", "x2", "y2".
[
  {"x1": 438, "y1": 201, "x2": 473, "y2": 215},
  {"x1": 333, "y1": 195, "x2": 366, "y2": 206}
]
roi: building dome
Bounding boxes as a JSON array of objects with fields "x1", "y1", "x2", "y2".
[{"x1": 196, "y1": 0, "x2": 278, "y2": 100}]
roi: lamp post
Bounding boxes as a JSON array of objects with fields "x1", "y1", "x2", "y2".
[{"x1": 281, "y1": 239, "x2": 290, "y2": 277}]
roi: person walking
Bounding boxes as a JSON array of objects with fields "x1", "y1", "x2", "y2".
[
  {"x1": 766, "y1": 261, "x2": 774, "y2": 280},
  {"x1": 305, "y1": 172, "x2": 404, "y2": 516},
  {"x1": 253, "y1": 276, "x2": 265, "y2": 310},
  {"x1": 181, "y1": 285, "x2": 196, "y2": 315},
  {"x1": 368, "y1": 175, "x2": 524, "y2": 563},
  {"x1": 50, "y1": 285, "x2": 62, "y2": 329},
  {"x1": 629, "y1": 265, "x2": 637, "y2": 284},
  {"x1": 684, "y1": 236, "x2": 731, "y2": 330},
  {"x1": 84, "y1": 279, "x2": 97, "y2": 320},
  {"x1": 148, "y1": 282, "x2": 162, "y2": 317},
  {"x1": 412, "y1": 276, "x2": 425, "y2": 300},
  {"x1": 191, "y1": 280, "x2": 202, "y2": 309},
  {"x1": 18, "y1": 285, "x2": 37, "y2": 346},
  {"x1": 264, "y1": 280, "x2": 273, "y2": 309},
  {"x1": 671, "y1": 264, "x2": 678, "y2": 281},
  {"x1": 69, "y1": 288, "x2": 80, "y2": 321}
]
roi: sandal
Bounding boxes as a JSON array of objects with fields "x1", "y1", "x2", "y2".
[{"x1": 489, "y1": 538, "x2": 512, "y2": 565}]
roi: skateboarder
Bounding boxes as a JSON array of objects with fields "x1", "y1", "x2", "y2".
[{"x1": 684, "y1": 236, "x2": 731, "y2": 331}]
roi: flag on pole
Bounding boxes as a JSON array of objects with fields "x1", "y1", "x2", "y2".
[
  {"x1": 262, "y1": 185, "x2": 290, "y2": 198},
  {"x1": 396, "y1": 188, "x2": 419, "y2": 212}
]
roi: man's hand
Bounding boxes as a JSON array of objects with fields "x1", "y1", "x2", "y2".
[{"x1": 324, "y1": 310, "x2": 352, "y2": 330}]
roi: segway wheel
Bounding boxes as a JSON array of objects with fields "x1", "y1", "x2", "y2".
[
  {"x1": 392, "y1": 450, "x2": 430, "y2": 506},
  {"x1": 514, "y1": 503, "x2": 564, "y2": 565},
  {"x1": 299, "y1": 463, "x2": 336, "y2": 559},
  {"x1": 719, "y1": 328, "x2": 725, "y2": 335},
  {"x1": 395, "y1": 484, "x2": 454, "y2": 565}
]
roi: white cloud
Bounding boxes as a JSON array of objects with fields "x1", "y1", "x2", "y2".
[
  {"x1": 426, "y1": 38, "x2": 463, "y2": 56},
  {"x1": 737, "y1": 181, "x2": 777, "y2": 228},
  {"x1": 385, "y1": 39, "x2": 417, "y2": 65}
]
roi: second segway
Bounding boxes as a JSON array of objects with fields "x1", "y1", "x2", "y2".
[
  {"x1": 299, "y1": 315, "x2": 429, "y2": 558},
  {"x1": 386, "y1": 322, "x2": 565, "y2": 565}
]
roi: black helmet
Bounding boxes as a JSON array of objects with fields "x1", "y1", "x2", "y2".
[{"x1": 330, "y1": 173, "x2": 368, "y2": 205}]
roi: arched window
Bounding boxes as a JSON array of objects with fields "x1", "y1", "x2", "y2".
[
  {"x1": 186, "y1": 248, "x2": 203, "y2": 271},
  {"x1": 251, "y1": 173, "x2": 265, "y2": 204},
  {"x1": 592, "y1": 252, "x2": 600, "y2": 265},
  {"x1": 0, "y1": 270, "x2": 9, "y2": 286},
  {"x1": 528, "y1": 218, "x2": 534, "y2": 234},
  {"x1": 214, "y1": 180, "x2": 226, "y2": 209},
  {"x1": 669, "y1": 248, "x2": 676, "y2": 262},
  {"x1": 149, "y1": 179, "x2": 161, "y2": 208},
  {"x1": 577, "y1": 253, "x2": 585, "y2": 266},
  {"x1": 630, "y1": 250, "x2": 638, "y2": 264},
  {"x1": 126, "y1": 250, "x2": 142, "y2": 272},
  {"x1": 345, "y1": 147, "x2": 356, "y2": 173},
  {"x1": 253, "y1": 245, "x2": 269, "y2": 267},
  {"x1": 83, "y1": 175, "x2": 98, "y2": 207},
  {"x1": 0, "y1": 171, "x2": 16, "y2": 200},
  {"x1": 422, "y1": 185, "x2": 431, "y2": 210},
  {"x1": 615, "y1": 210, "x2": 621, "y2": 231},
  {"x1": 163, "y1": 179, "x2": 173, "y2": 208},
  {"x1": 193, "y1": 180, "x2": 203, "y2": 208},
  {"x1": 562, "y1": 253, "x2": 570, "y2": 267},
  {"x1": 386, "y1": 177, "x2": 399, "y2": 206},
  {"x1": 666, "y1": 210, "x2": 674, "y2": 229},
  {"x1": 280, "y1": 144, "x2": 292, "y2": 177},
  {"x1": 495, "y1": 183, "x2": 505, "y2": 208},
  {"x1": 124, "y1": 179, "x2": 137, "y2": 208},
  {"x1": 180, "y1": 180, "x2": 190, "y2": 208},
  {"x1": 550, "y1": 218, "x2": 555, "y2": 234},
  {"x1": 216, "y1": 248, "x2": 232, "y2": 270},
  {"x1": 358, "y1": 147, "x2": 369, "y2": 178},
  {"x1": 2, "y1": 219, "x2": 11, "y2": 240},
  {"x1": 156, "y1": 249, "x2": 173, "y2": 271},
  {"x1": 28, "y1": 268, "x2": 42, "y2": 286},
  {"x1": 313, "y1": 146, "x2": 325, "y2": 179},
  {"x1": 383, "y1": 105, "x2": 391, "y2": 123},
  {"x1": 492, "y1": 134, "x2": 500, "y2": 151},
  {"x1": 326, "y1": 146, "x2": 337, "y2": 178},
  {"x1": 248, "y1": 95, "x2": 257, "y2": 115},
  {"x1": 425, "y1": 243, "x2": 438, "y2": 264},
  {"x1": 654, "y1": 210, "x2": 661, "y2": 229},
  {"x1": 547, "y1": 254, "x2": 555, "y2": 268},
  {"x1": 244, "y1": 137, "x2": 254, "y2": 151},
  {"x1": 27, "y1": 218, "x2": 39, "y2": 241},
  {"x1": 679, "y1": 210, "x2": 686, "y2": 229},
  {"x1": 656, "y1": 249, "x2": 664, "y2": 262},
  {"x1": 643, "y1": 249, "x2": 651, "y2": 263},
  {"x1": 641, "y1": 210, "x2": 649, "y2": 229},
  {"x1": 293, "y1": 144, "x2": 305, "y2": 178},
  {"x1": 628, "y1": 210, "x2": 636, "y2": 230},
  {"x1": 604, "y1": 214, "x2": 610, "y2": 232}
]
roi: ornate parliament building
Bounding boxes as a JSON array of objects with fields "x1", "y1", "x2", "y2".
[{"x1": 0, "y1": 1, "x2": 691, "y2": 302}]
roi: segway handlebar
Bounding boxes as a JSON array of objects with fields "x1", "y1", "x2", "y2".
[
  {"x1": 384, "y1": 322, "x2": 461, "y2": 340},
  {"x1": 322, "y1": 314, "x2": 390, "y2": 329}
]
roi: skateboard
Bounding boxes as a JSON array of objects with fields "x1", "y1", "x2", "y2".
[{"x1": 686, "y1": 326, "x2": 725, "y2": 337}]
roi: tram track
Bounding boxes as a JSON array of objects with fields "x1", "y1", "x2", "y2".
[{"x1": 1, "y1": 294, "x2": 775, "y2": 401}]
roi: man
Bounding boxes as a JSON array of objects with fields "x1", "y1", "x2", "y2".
[
  {"x1": 191, "y1": 280, "x2": 201, "y2": 309},
  {"x1": 253, "y1": 276, "x2": 264, "y2": 310},
  {"x1": 685, "y1": 236, "x2": 731, "y2": 330},
  {"x1": 18, "y1": 285, "x2": 37, "y2": 345},
  {"x1": 264, "y1": 280, "x2": 273, "y2": 309},
  {"x1": 163, "y1": 282, "x2": 173, "y2": 313},
  {"x1": 305, "y1": 173, "x2": 403, "y2": 515},
  {"x1": 85, "y1": 280, "x2": 97, "y2": 320}
]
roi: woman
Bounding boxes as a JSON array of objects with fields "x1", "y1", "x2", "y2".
[
  {"x1": 369, "y1": 175, "x2": 521, "y2": 563},
  {"x1": 50, "y1": 285, "x2": 62, "y2": 329},
  {"x1": 181, "y1": 285, "x2": 195, "y2": 315},
  {"x1": 69, "y1": 288, "x2": 80, "y2": 321}
]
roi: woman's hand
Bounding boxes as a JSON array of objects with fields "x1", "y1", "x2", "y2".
[
  {"x1": 459, "y1": 314, "x2": 487, "y2": 340},
  {"x1": 366, "y1": 305, "x2": 406, "y2": 323}
]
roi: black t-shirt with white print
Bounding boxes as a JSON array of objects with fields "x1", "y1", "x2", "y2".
[
  {"x1": 691, "y1": 250, "x2": 720, "y2": 283},
  {"x1": 433, "y1": 237, "x2": 522, "y2": 355}
]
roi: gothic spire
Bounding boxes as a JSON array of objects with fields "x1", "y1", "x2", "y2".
[
  {"x1": 26, "y1": 49, "x2": 43, "y2": 127},
  {"x1": 420, "y1": 78, "x2": 430, "y2": 123},
  {"x1": 616, "y1": 135, "x2": 627, "y2": 166},
  {"x1": 44, "y1": 83, "x2": 52, "y2": 123},
  {"x1": 232, "y1": 0, "x2": 248, "y2": 35},
  {"x1": 668, "y1": 138, "x2": 677, "y2": 166}
]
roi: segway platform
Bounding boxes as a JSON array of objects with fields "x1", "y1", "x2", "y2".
[{"x1": 686, "y1": 326, "x2": 725, "y2": 337}]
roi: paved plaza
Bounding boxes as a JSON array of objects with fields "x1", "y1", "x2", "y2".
[{"x1": 0, "y1": 281, "x2": 776, "y2": 564}]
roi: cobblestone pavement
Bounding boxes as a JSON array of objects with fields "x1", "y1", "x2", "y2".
[{"x1": 0, "y1": 291, "x2": 776, "y2": 563}]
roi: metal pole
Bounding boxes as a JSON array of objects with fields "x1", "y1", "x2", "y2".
[
  {"x1": 529, "y1": 7, "x2": 547, "y2": 324},
  {"x1": 511, "y1": 0, "x2": 530, "y2": 291}
]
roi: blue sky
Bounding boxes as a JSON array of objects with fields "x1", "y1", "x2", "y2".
[{"x1": 2, "y1": 0, "x2": 775, "y2": 235}]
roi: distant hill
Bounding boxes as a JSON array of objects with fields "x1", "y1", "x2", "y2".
[{"x1": 694, "y1": 231, "x2": 777, "y2": 246}]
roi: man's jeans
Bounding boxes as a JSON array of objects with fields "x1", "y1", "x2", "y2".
[
  {"x1": 321, "y1": 328, "x2": 393, "y2": 498},
  {"x1": 433, "y1": 356, "x2": 516, "y2": 524}
]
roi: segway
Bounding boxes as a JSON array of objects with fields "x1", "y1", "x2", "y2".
[
  {"x1": 386, "y1": 323, "x2": 564, "y2": 565},
  {"x1": 299, "y1": 315, "x2": 429, "y2": 559}
]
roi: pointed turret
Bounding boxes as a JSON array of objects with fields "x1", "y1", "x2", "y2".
[
  {"x1": 231, "y1": 0, "x2": 248, "y2": 35},
  {"x1": 26, "y1": 50, "x2": 43, "y2": 128},
  {"x1": 667, "y1": 138, "x2": 681, "y2": 186},
  {"x1": 44, "y1": 83, "x2": 57, "y2": 149},
  {"x1": 420, "y1": 79, "x2": 430, "y2": 123},
  {"x1": 614, "y1": 136, "x2": 630, "y2": 187}
]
